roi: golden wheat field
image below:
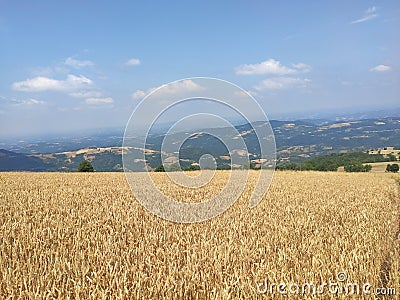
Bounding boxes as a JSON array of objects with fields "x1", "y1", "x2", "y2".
[{"x1": 1, "y1": 171, "x2": 399, "y2": 299}]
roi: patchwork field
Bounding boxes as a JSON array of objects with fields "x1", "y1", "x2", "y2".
[{"x1": 0, "y1": 171, "x2": 399, "y2": 299}]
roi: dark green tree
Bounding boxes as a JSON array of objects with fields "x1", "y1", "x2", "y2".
[
  {"x1": 154, "y1": 164, "x2": 165, "y2": 172},
  {"x1": 77, "y1": 160, "x2": 94, "y2": 172},
  {"x1": 386, "y1": 164, "x2": 399, "y2": 173},
  {"x1": 185, "y1": 165, "x2": 200, "y2": 171},
  {"x1": 344, "y1": 164, "x2": 372, "y2": 172}
]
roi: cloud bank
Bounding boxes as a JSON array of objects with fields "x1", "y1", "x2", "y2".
[
  {"x1": 12, "y1": 75, "x2": 93, "y2": 92},
  {"x1": 132, "y1": 79, "x2": 203, "y2": 99},
  {"x1": 235, "y1": 59, "x2": 310, "y2": 75}
]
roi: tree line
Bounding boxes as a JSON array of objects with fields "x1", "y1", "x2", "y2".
[{"x1": 276, "y1": 152, "x2": 398, "y2": 172}]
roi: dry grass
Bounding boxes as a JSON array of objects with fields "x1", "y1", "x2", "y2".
[{"x1": 0, "y1": 171, "x2": 399, "y2": 299}]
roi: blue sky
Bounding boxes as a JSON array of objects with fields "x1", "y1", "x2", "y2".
[{"x1": 0, "y1": 0, "x2": 399, "y2": 136}]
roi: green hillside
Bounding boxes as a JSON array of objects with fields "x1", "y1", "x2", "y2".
[{"x1": 276, "y1": 152, "x2": 396, "y2": 171}]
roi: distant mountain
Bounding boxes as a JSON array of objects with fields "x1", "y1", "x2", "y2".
[
  {"x1": 0, "y1": 147, "x2": 125, "y2": 172},
  {"x1": 0, "y1": 128, "x2": 125, "y2": 154},
  {"x1": 332, "y1": 108, "x2": 400, "y2": 121},
  {"x1": 0, "y1": 117, "x2": 399, "y2": 171},
  {"x1": 0, "y1": 149, "x2": 49, "y2": 171},
  {"x1": 273, "y1": 107, "x2": 400, "y2": 122}
]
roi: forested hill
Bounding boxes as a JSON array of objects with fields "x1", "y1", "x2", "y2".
[
  {"x1": 0, "y1": 117, "x2": 399, "y2": 171},
  {"x1": 276, "y1": 152, "x2": 398, "y2": 171}
]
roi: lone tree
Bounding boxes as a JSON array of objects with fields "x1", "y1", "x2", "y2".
[
  {"x1": 386, "y1": 163, "x2": 399, "y2": 173},
  {"x1": 78, "y1": 160, "x2": 94, "y2": 172},
  {"x1": 154, "y1": 164, "x2": 165, "y2": 172}
]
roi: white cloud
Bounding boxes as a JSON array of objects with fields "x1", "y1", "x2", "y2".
[
  {"x1": 159, "y1": 79, "x2": 203, "y2": 94},
  {"x1": 69, "y1": 90, "x2": 103, "y2": 98},
  {"x1": 12, "y1": 74, "x2": 94, "y2": 92},
  {"x1": 131, "y1": 79, "x2": 203, "y2": 99},
  {"x1": 64, "y1": 57, "x2": 94, "y2": 68},
  {"x1": 12, "y1": 76, "x2": 63, "y2": 92},
  {"x1": 64, "y1": 75, "x2": 93, "y2": 89},
  {"x1": 30, "y1": 57, "x2": 91, "y2": 77},
  {"x1": 16, "y1": 98, "x2": 45, "y2": 106},
  {"x1": 235, "y1": 59, "x2": 310, "y2": 75},
  {"x1": 126, "y1": 58, "x2": 141, "y2": 66},
  {"x1": 292, "y1": 63, "x2": 312, "y2": 73},
  {"x1": 255, "y1": 77, "x2": 311, "y2": 90},
  {"x1": 1, "y1": 96, "x2": 45, "y2": 107},
  {"x1": 23, "y1": 98, "x2": 45, "y2": 105},
  {"x1": 85, "y1": 97, "x2": 114, "y2": 105},
  {"x1": 351, "y1": 14, "x2": 378, "y2": 24},
  {"x1": 370, "y1": 64, "x2": 391, "y2": 72},
  {"x1": 132, "y1": 89, "x2": 147, "y2": 99},
  {"x1": 351, "y1": 6, "x2": 378, "y2": 24}
]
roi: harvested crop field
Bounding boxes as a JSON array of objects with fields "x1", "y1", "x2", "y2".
[{"x1": 1, "y1": 171, "x2": 399, "y2": 299}]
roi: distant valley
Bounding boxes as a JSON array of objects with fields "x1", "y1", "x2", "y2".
[{"x1": 1, "y1": 117, "x2": 399, "y2": 172}]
